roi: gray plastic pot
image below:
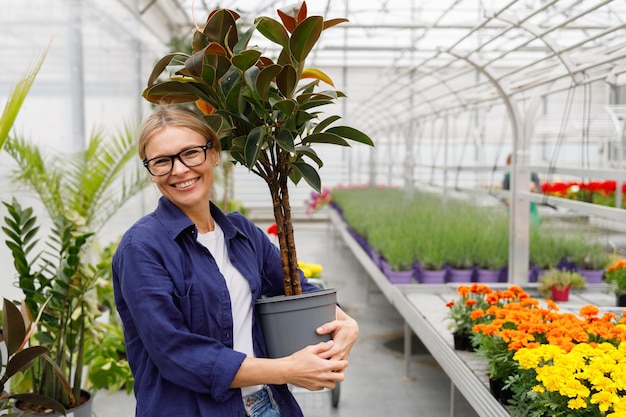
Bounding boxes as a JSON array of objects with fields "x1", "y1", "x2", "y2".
[
  {"x1": 256, "y1": 288, "x2": 337, "y2": 358},
  {"x1": 14, "y1": 390, "x2": 93, "y2": 417}
]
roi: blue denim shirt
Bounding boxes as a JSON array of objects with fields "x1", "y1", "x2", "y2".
[{"x1": 112, "y1": 197, "x2": 318, "y2": 417}]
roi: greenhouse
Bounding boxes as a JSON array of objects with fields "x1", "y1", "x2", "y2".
[{"x1": 1, "y1": 1, "x2": 626, "y2": 416}]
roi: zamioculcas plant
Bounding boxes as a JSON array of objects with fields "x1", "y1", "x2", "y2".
[{"x1": 143, "y1": 1, "x2": 374, "y2": 296}]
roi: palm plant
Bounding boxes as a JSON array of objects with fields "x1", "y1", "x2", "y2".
[
  {"x1": 142, "y1": 1, "x2": 374, "y2": 296},
  {"x1": 5, "y1": 127, "x2": 148, "y2": 233}
]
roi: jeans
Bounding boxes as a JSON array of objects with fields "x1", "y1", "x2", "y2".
[{"x1": 242, "y1": 386, "x2": 282, "y2": 417}]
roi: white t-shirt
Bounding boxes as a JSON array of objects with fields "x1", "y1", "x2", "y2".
[{"x1": 197, "y1": 223, "x2": 263, "y2": 397}]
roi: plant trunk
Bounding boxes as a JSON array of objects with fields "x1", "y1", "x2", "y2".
[
  {"x1": 73, "y1": 305, "x2": 86, "y2": 402},
  {"x1": 268, "y1": 151, "x2": 302, "y2": 296}
]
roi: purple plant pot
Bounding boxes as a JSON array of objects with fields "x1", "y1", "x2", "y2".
[
  {"x1": 385, "y1": 269, "x2": 414, "y2": 284},
  {"x1": 447, "y1": 267, "x2": 474, "y2": 283},
  {"x1": 577, "y1": 268, "x2": 604, "y2": 284},
  {"x1": 475, "y1": 268, "x2": 501, "y2": 283},
  {"x1": 528, "y1": 265, "x2": 542, "y2": 283},
  {"x1": 418, "y1": 268, "x2": 447, "y2": 284}
]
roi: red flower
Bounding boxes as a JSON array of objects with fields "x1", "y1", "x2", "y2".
[{"x1": 267, "y1": 223, "x2": 278, "y2": 236}]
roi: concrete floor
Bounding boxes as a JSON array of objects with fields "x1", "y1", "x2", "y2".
[{"x1": 92, "y1": 220, "x2": 478, "y2": 417}]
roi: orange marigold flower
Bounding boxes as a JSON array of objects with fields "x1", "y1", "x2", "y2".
[
  {"x1": 474, "y1": 284, "x2": 492, "y2": 294},
  {"x1": 486, "y1": 293, "x2": 500, "y2": 305},
  {"x1": 579, "y1": 305, "x2": 600, "y2": 319},
  {"x1": 446, "y1": 300, "x2": 455, "y2": 308},
  {"x1": 457, "y1": 285, "x2": 471, "y2": 298},
  {"x1": 470, "y1": 309, "x2": 485, "y2": 320},
  {"x1": 465, "y1": 299, "x2": 477, "y2": 307},
  {"x1": 545, "y1": 299, "x2": 559, "y2": 311},
  {"x1": 601, "y1": 312, "x2": 617, "y2": 322},
  {"x1": 500, "y1": 290, "x2": 515, "y2": 299}
]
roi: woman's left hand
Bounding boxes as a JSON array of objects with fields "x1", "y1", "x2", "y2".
[{"x1": 315, "y1": 306, "x2": 359, "y2": 361}]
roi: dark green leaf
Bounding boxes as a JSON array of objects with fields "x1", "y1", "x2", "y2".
[
  {"x1": 232, "y1": 50, "x2": 262, "y2": 72},
  {"x1": 146, "y1": 53, "x2": 188, "y2": 86},
  {"x1": 296, "y1": 92, "x2": 335, "y2": 103},
  {"x1": 273, "y1": 99, "x2": 297, "y2": 116},
  {"x1": 243, "y1": 66, "x2": 261, "y2": 94},
  {"x1": 326, "y1": 126, "x2": 375, "y2": 146},
  {"x1": 256, "y1": 65, "x2": 282, "y2": 101},
  {"x1": 3, "y1": 298, "x2": 25, "y2": 357},
  {"x1": 221, "y1": 67, "x2": 242, "y2": 96},
  {"x1": 276, "y1": 65, "x2": 297, "y2": 98},
  {"x1": 233, "y1": 24, "x2": 256, "y2": 54},
  {"x1": 226, "y1": 83, "x2": 244, "y2": 115},
  {"x1": 302, "y1": 132, "x2": 350, "y2": 146},
  {"x1": 290, "y1": 161, "x2": 321, "y2": 192},
  {"x1": 201, "y1": 63, "x2": 216, "y2": 86},
  {"x1": 295, "y1": 110, "x2": 316, "y2": 127},
  {"x1": 204, "y1": 9, "x2": 238, "y2": 49},
  {"x1": 276, "y1": 130, "x2": 296, "y2": 152},
  {"x1": 143, "y1": 80, "x2": 200, "y2": 104},
  {"x1": 313, "y1": 115, "x2": 341, "y2": 133},
  {"x1": 4, "y1": 346, "x2": 49, "y2": 381},
  {"x1": 203, "y1": 115, "x2": 225, "y2": 136},
  {"x1": 185, "y1": 49, "x2": 204, "y2": 78},
  {"x1": 256, "y1": 17, "x2": 290, "y2": 50},
  {"x1": 299, "y1": 99, "x2": 334, "y2": 111},
  {"x1": 290, "y1": 16, "x2": 323, "y2": 63},
  {"x1": 289, "y1": 166, "x2": 302, "y2": 185},
  {"x1": 192, "y1": 29, "x2": 209, "y2": 53},
  {"x1": 295, "y1": 145, "x2": 323, "y2": 168},
  {"x1": 245, "y1": 126, "x2": 264, "y2": 168}
]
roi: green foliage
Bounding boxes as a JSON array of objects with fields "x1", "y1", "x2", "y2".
[
  {"x1": 332, "y1": 187, "x2": 608, "y2": 276},
  {"x1": 143, "y1": 2, "x2": 373, "y2": 295},
  {"x1": 2, "y1": 125, "x2": 146, "y2": 404},
  {"x1": 562, "y1": 237, "x2": 611, "y2": 270},
  {"x1": 473, "y1": 332, "x2": 520, "y2": 381},
  {"x1": 332, "y1": 188, "x2": 510, "y2": 271},
  {"x1": 84, "y1": 323, "x2": 133, "y2": 395}
]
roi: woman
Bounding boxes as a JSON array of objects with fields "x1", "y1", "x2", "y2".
[{"x1": 112, "y1": 104, "x2": 359, "y2": 417}]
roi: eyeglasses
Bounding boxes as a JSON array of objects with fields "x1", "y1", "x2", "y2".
[{"x1": 143, "y1": 143, "x2": 213, "y2": 176}]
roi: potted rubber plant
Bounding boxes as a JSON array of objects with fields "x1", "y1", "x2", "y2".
[
  {"x1": 143, "y1": 2, "x2": 374, "y2": 357},
  {"x1": 1, "y1": 298, "x2": 66, "y2": 416}
]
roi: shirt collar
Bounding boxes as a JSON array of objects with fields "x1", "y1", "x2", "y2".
[{"x1": 155, "y1": 196, "x2": 244, "y2": 241}]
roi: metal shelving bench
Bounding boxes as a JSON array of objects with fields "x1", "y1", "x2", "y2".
[{"x1": 330, "y1": 207, "x2": 618, "y2": 417}]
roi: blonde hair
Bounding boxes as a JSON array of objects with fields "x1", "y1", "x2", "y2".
[{"x1": 138, "y1": 104, "x2": 221, "y2": 160}]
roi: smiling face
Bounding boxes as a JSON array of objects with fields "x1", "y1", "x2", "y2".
[{"x1": 144, "y1": 125, "x2": 218, "y2": 214}]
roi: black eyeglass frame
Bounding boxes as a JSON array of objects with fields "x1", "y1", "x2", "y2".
[{"x1": 142, "y1": 143, "x2": 213, "y2": 176}]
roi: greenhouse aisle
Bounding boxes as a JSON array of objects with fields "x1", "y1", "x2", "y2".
[{"x1": 92, "y1": 220, "x2": 479, "y2": 417}]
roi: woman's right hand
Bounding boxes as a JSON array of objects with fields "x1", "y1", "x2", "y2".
[{"x1": 282, "y1": 340, "x2": 348, "y2": 391}]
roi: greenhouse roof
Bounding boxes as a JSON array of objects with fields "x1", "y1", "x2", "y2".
[{"x1": 152, "y1": 0, "x2": 626, "y2": 135}]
